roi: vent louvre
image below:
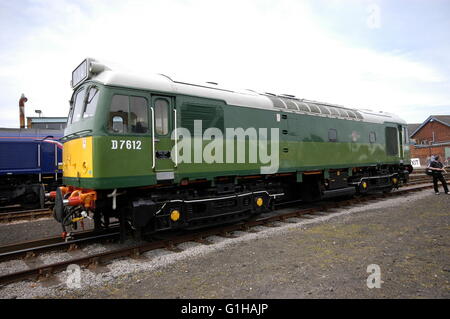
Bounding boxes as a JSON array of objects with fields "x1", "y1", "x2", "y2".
[
  {"x1": 308, "y1": 103, "x2": 321, "y2": 113},
  {"x1": 297, "y1": 102, "x2": 310, "y2": 112},
  {"x1": 281, "y1": 98, "x2": 298, "y2": 110},
  {"x1": 317, "y1": 105, "x2": 331, "y2": 115},
  {"x1": 354, "y1": 111, "x2": 364, "y2": 119},
  {"x1": 264, "y1": 94, "x2": 365, "y2": 120},
  {"x1": 180, "y1": 104, "x2": 224, "y2": 133},
  {"x1": 268, "y1": 97, "x2": 286, "y2": 109}
]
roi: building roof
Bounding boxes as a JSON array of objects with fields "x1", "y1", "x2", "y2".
[
  {"x1": 27, "y1": 117, "x2": 67, "y2": 123},
  {"x1": 0, "y1": 127, "x2": 64, "y2": 138},
  {"x1": 413, "y1": 141, "x2": 450, "y2": 148},
  {"x1": 410, "y1": 115, "x2": 450, "y2": 137},
  {"x1": 407, "y1": 123, "x2": 421, "y2": 137},
  {"x1": 432, "y1": 115, "x2": 450, "y2": 125}
]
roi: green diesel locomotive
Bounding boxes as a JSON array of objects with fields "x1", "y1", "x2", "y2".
[{"x1": 53, "y1": 58, "x2": 412, "y2": 238}]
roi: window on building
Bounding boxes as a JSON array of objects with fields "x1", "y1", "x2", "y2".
[{"x1": 328, "y1": 129, "x2": 337, "y2": 142}]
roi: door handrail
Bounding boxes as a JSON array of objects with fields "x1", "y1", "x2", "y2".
[
  {"x1": 174, "y1": 108, "x2": 178, "y2": 167},
  {"x1": 150, "y1": 106, "x2": 155, "y2": 169}
]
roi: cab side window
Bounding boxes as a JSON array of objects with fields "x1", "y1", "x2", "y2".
[
  {"x1": 109, "y1": 95, "x2": 129, "y2": 133},
  {"x1": 109, "y1": 95, "x2": 149, "y2": 134},
  {"x1": 130, "y1": 96, "x2": 149, "y2": 133}
]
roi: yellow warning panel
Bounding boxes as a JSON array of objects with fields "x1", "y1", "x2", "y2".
[{"x1": 63, "y1": 137, "x2": 93, "y2": 178}]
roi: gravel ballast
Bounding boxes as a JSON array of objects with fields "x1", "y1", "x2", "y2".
[{"x1": 0, "y1": 189, "x2": 448, "y2": 299}]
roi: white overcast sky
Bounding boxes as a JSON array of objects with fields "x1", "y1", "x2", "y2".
[{"x1": 0, "y1": 0, "x2": 449, "y2": 127}]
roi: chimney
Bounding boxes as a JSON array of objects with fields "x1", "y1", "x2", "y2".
[{"x1": 19, "y1": 93, "x2": 28, "y2": 129}]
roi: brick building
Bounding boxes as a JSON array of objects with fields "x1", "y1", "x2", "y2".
[{"x1": 409, "y1": 115, "x2": 450, "y2": 167}]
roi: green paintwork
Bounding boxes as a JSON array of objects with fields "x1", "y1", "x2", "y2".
[{"x1": 62, "y1": 82, "x2": 411, "y2": 190}]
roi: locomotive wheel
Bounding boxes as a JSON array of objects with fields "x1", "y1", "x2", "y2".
[
  {"x1": 21, "y1": 191, "x2": 40, "y2": 209},
  {"x1": 382, "y1": 186, "x2": 393, "y2": 194},
  {"x1": 38, "y1": 184, "x2": 45, "y2": 208}
]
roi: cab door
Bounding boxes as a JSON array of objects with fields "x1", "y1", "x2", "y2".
[
  {"x1": 398, "y1": 125, "x2": 404, "y2": 159},
  {"x1": 150, "y1": 95, "x2": 176, "y2": 180}
]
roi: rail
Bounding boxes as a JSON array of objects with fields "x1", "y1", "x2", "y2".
[{"x1": 0, "y1": 182, "x2": 435, "y2": 286}]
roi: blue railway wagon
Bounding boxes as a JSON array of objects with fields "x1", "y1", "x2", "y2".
[{"x1": 0, "y1": 128, "x2": 63, "y2": 208}]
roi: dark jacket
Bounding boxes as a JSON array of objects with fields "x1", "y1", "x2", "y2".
[{"x1": 430, "y1": 160, "x2": 443, "y2": 174}]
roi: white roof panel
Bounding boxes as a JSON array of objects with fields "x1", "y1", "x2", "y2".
[{"x1": 88, "y1": 65, "x2": 406, "y2": 125}]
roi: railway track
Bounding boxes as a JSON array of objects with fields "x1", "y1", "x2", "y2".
[
  {"x1": 0, "y1": 173, "x2": 445, "y2": 224},
  {"x1": 407, "y1": 173, "x2": 448, "y2": 186},
  {"x1": 0, "y1": 208, "x2": 53, "y2": 223},
  {"x1": 0, "y1": 227, "x2": 120, "y2": 263},
  {"x1": 0, "y1": 201, "x2": 52, "y2": 213},
  {"x1": 0, "y1": 182, "x2": 436, "y2": 287}
]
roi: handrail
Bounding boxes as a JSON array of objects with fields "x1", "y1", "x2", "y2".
[
  {"x1": 173, "y1": 108, "x2": 178, "y2": 167},
  {"x1": 150, "y1": 106, "x2": 156, "y2": 169}
]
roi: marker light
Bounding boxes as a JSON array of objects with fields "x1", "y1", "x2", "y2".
[
  {"x1": 170, "y1": 210, "x2": 180, "y2": 222},
  {"x1": 256, "y1": 197, "x2": 264, "y2": 207}
]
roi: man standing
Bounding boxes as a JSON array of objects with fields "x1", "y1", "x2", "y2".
[{"x1": 428, "y1": 155, "x2": 449, "y2": 195}]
